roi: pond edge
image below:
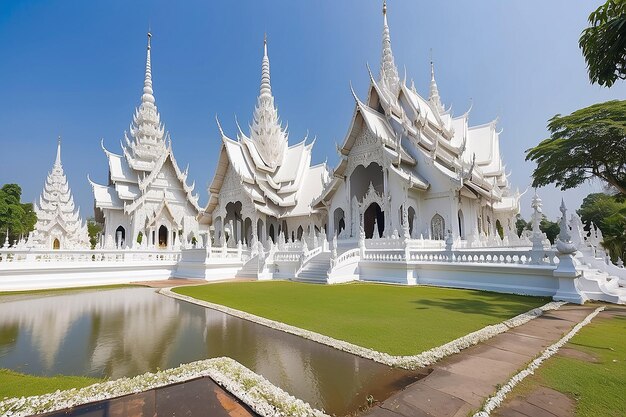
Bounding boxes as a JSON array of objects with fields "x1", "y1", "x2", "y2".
[
  {"x1": 161, "y1": 287, "x2": 566, "y2": 370},
  {"x1": 0, "y1": 356, "x2": 329, "y2": 417}
]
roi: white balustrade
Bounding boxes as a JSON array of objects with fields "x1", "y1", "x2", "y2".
[{"x1": 0, "y1": 248, "x2": 182, "y2": 264}]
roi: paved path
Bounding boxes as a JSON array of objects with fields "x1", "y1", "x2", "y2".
[{"x1": 362, "y1": 305, "x2": 596, "y2": 417}]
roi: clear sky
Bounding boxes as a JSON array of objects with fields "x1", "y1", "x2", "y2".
[{"x1": 0, "y1": 1, "x2": 623, "y2": 221}]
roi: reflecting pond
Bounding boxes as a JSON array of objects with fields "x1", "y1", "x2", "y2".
[{"x1": 0, "y1": 287, "x2": 417, "y2": 415}]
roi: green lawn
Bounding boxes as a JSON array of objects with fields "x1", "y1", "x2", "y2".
[
  {"x1": 0, "y1": 369, "x2": 102, "y2": 399},
  {"x1": 173, "y1": 281, "x2": 549, "y2": 356},
  {"x1": 511, "y1": 310, "x2": 626, "y2": 417}
]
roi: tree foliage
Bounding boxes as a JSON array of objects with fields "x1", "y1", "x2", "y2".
[
  {"x1": 0, "y1": 184, "x2": 37, "y2": 244},
  {"x1": 578, "y1": 192, "x2": 626, "y2": 261},
  {"x1": 579, "y1": 0, "x2": 626, "y2": 87},
  {"x1": 525, "y1": 100, "x2": 626, "y2": 195},
  {"x1": 87, "y1": 219, "x2": 102, "y2": 249}
]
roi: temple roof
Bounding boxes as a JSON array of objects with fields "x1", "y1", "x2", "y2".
[
  {"x1": 204, "y1": 38, "x2": 329, "y2": 221},
  {"x1": 90, "y1": 33, "x2": 201, "y2": 216}
]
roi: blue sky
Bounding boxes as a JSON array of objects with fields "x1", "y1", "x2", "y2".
[{"x1": 0, "y1": 1, "x2": 623, "y2": 220}]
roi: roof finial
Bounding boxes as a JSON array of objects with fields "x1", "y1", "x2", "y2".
[
  {"x1": 55, "y1": 136, "x2": 62, "y2": 167},
  {"x1": 260, "y1": 34, "x2": 271, "y2": 98},
  {"x1": 380, "y1": 0, "x2": 399, "y2": 96},
  {"x1": 429, "y1": 51, "x2": 444, "y2": 113},
  {"x1": 142, "y1": 31, "x2": 155, "y2": 105}
]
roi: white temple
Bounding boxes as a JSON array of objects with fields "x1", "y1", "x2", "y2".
[
  {"x1": 201, "y1": 36, "x2": 330, "y2": 246},
  {"x1": 30, "y1": 138, "x2": 89, "y2": 250},
  {"x1": 89, "y1": 33, "x2": 202, "y2": 249},
  {"x1": 313, "y1": 1, "x2": 521, "y2": 243}
]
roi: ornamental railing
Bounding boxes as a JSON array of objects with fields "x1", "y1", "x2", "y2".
[
  {"x1": 0, "y1": 248, "x2": 182, "y2": 264},
  {"x1": 330, "y1": 248, "x2": 360, "y2": 270}
]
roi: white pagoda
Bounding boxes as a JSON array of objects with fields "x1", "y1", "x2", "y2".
[
  {"x1": 201, "y1": 37, "x2": 330, "y2": 245},
  {"x1": 89, "y1": 33, "x2": 201, "y2": 249},
  {"x1": 30, "y1": 138, "x2": 89, "y2": 250},
  {"x1": 314, "y1": 1, "x2": 521, "y2": 243}
]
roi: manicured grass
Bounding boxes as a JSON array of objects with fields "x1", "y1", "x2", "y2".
[
  {"x1": 512, "y1": 310, "x2": 626, "y2": 417},
  {"x1": 173, "y1": 281, "x2": 549, "y2": 356},
  {"x1": 0, "y1": 369, "x2": 102, "y2": 399}
]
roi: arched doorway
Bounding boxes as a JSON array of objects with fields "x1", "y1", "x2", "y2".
[
  {"x1": 431, "y1": 214, "x2": 445, "y2": 240},
  {"x1": 297, "y1": 226, "x2": 304, "y2": 241},
  {"x1": 256, "y1": 218, "x2": 264, "y2": 242},
  {"x1": 458, "y1": 210, "x2": 465, "y2": 239},
  {"x1": 408, "y1": 206, "x2": 416, "y2": 237},
  {"x1": 53, "y1": 238, "x2": 60, "y2": 250},
  {"x1": 364, "y1": 203, "x2": 384, "y2": 239},
  {"x1": 333, "y1": 208, "x2": 345, "y2": 237},
  {"x1": 268, "y1": 224, "x2": 275, "y2": 243},
  {"x1": 158, "y1": 225, "x2": 168, "y2": 248},
  {"x1": 243, "y1": 218, "x2": 252, "y2": 245},
  {"x1": 115, "y1": 226, "x2": 126, "y2": 248}
]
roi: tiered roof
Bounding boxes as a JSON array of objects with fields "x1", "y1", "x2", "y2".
[
  {"x1": 315, "y1": 1, "x2": 520, "y2": 213},
  {"x1": 90, "y1": 33, "x2": 201, "y2": 219},
  {"x1": 204, "y1": 38, "x2": 329, "y2": 220},
  {"x1": 31, "y1": 138, "x2": 89, "y2": 249}
]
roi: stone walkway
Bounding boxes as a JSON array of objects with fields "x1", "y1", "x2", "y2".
[{"x1": 362, "y1": 305, "x2": 595, "y2": 417}]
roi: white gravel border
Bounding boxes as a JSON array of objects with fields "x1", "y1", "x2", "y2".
[
  {"x1": 161, "y1": 287, "x2": 566, "y2": 370},
  {"x1": 472, "y1": 306, "x2": 606, "y2": 417},
  {"x1": 0, "y1": 357, "x2": 328, "y2": 417}
]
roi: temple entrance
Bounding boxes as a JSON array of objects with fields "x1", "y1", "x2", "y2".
[
  {"x1": 225, "y1": 201, "x2": 242, "y2": 244},
  {"x1": 269, "y1": 224, "x2": 275, "y2": 243},
  {"x1": 115, "y1": 226, "x2": 126, "y2": 248},
  {"x1": 244, "y1": 218, "x2": 252, "y2": 245},
  {"x1": 52, "y1": 238, "x2": 60, "y2": 250},
  {"x1": 364, "y1": 203, "x2": 384, "y2": 239},
  {"x1": 333, "y1": 208, "x2": 345, "y2": 237},
  {"x1": 297, "y1": 226, "x2": 304, "y2": 241},
  {"x1": 408, "y1": 206, "x2": 416, "y2": 237},
  {"x1": 158, "y1": 225, "x2": 168, "y2": 248}
]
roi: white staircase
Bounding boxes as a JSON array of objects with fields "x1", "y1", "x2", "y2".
[
  {"x1": 577, "y1": 261, "x2": 626, "y2": 304},
  {"x1": 294, "y1": 252, "x2": 331, "y2": 283},
  {"x1": 236, "y1": 255, "x2": 259, "y2": 279}
]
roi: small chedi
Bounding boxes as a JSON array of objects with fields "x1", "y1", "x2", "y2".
[
  {"x1": 29, "y1": 138, "x2": 89, "y2": 250},
  {"x1": 89, "y1": 33, "x2": 202, "y2": 249}
]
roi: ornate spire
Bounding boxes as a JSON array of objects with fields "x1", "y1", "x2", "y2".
[
  {"x1": 125, "y1": 31, "x2": 166, "y2": 168},
  {"x1": 30, "y1": 139, "x2": 89, "y2": 249},
  {"x1": 142, "y1": 32, "x2": 155, "y2": 105},
  {"x1": 380, "y1": 0, "x2": 400, "y2": 97},
  {"x1": 55, "y1": 136, "x2": 62, "y2": 167},
  {"x1": 250, "y1": 35, "x2": 288, "y2": 169},
  {"x1": 429, "y1": 58, "x2": 444, "y2": 113}
]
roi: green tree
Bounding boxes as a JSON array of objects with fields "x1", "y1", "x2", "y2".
[
  {"x1": 87, "y1": 219, "x2": 102, "y2": 249},
  {"x1": 0, "y1": 184, "x2": 37, "y2": 243},
  {"x1": 515, "y1": 215, "x2": 528, "y2": 237},
  {"x1": 525, "y1": 100, "x2": 626, "y2": 195},
  {"x1": 578, "y1": 192, "x2": 626, "y2": 260},
  {"x1": 579, "y1": 0, "x2": 626, "y2": 87},
  {"x1": 539, "y1": 217, "x2": 561, "y2": 245}
]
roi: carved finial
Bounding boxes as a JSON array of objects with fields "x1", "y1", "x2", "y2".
[
  {"x1": 429, "y1": 52, "x2": 444, "y2": 113},
  {"x1": 380, "y1": 0, "x2": 399, "y2": 96},
  {"x1": 55, "y1": 136, "x2": 62, "y2": 167},
  {"x1": 147, "y1": 31, "x2": 152, "y2": 50}
]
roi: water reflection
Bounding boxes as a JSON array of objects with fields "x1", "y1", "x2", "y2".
[{"x1": 0, "y1": 288, "x2": 413, "y2": 415}]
